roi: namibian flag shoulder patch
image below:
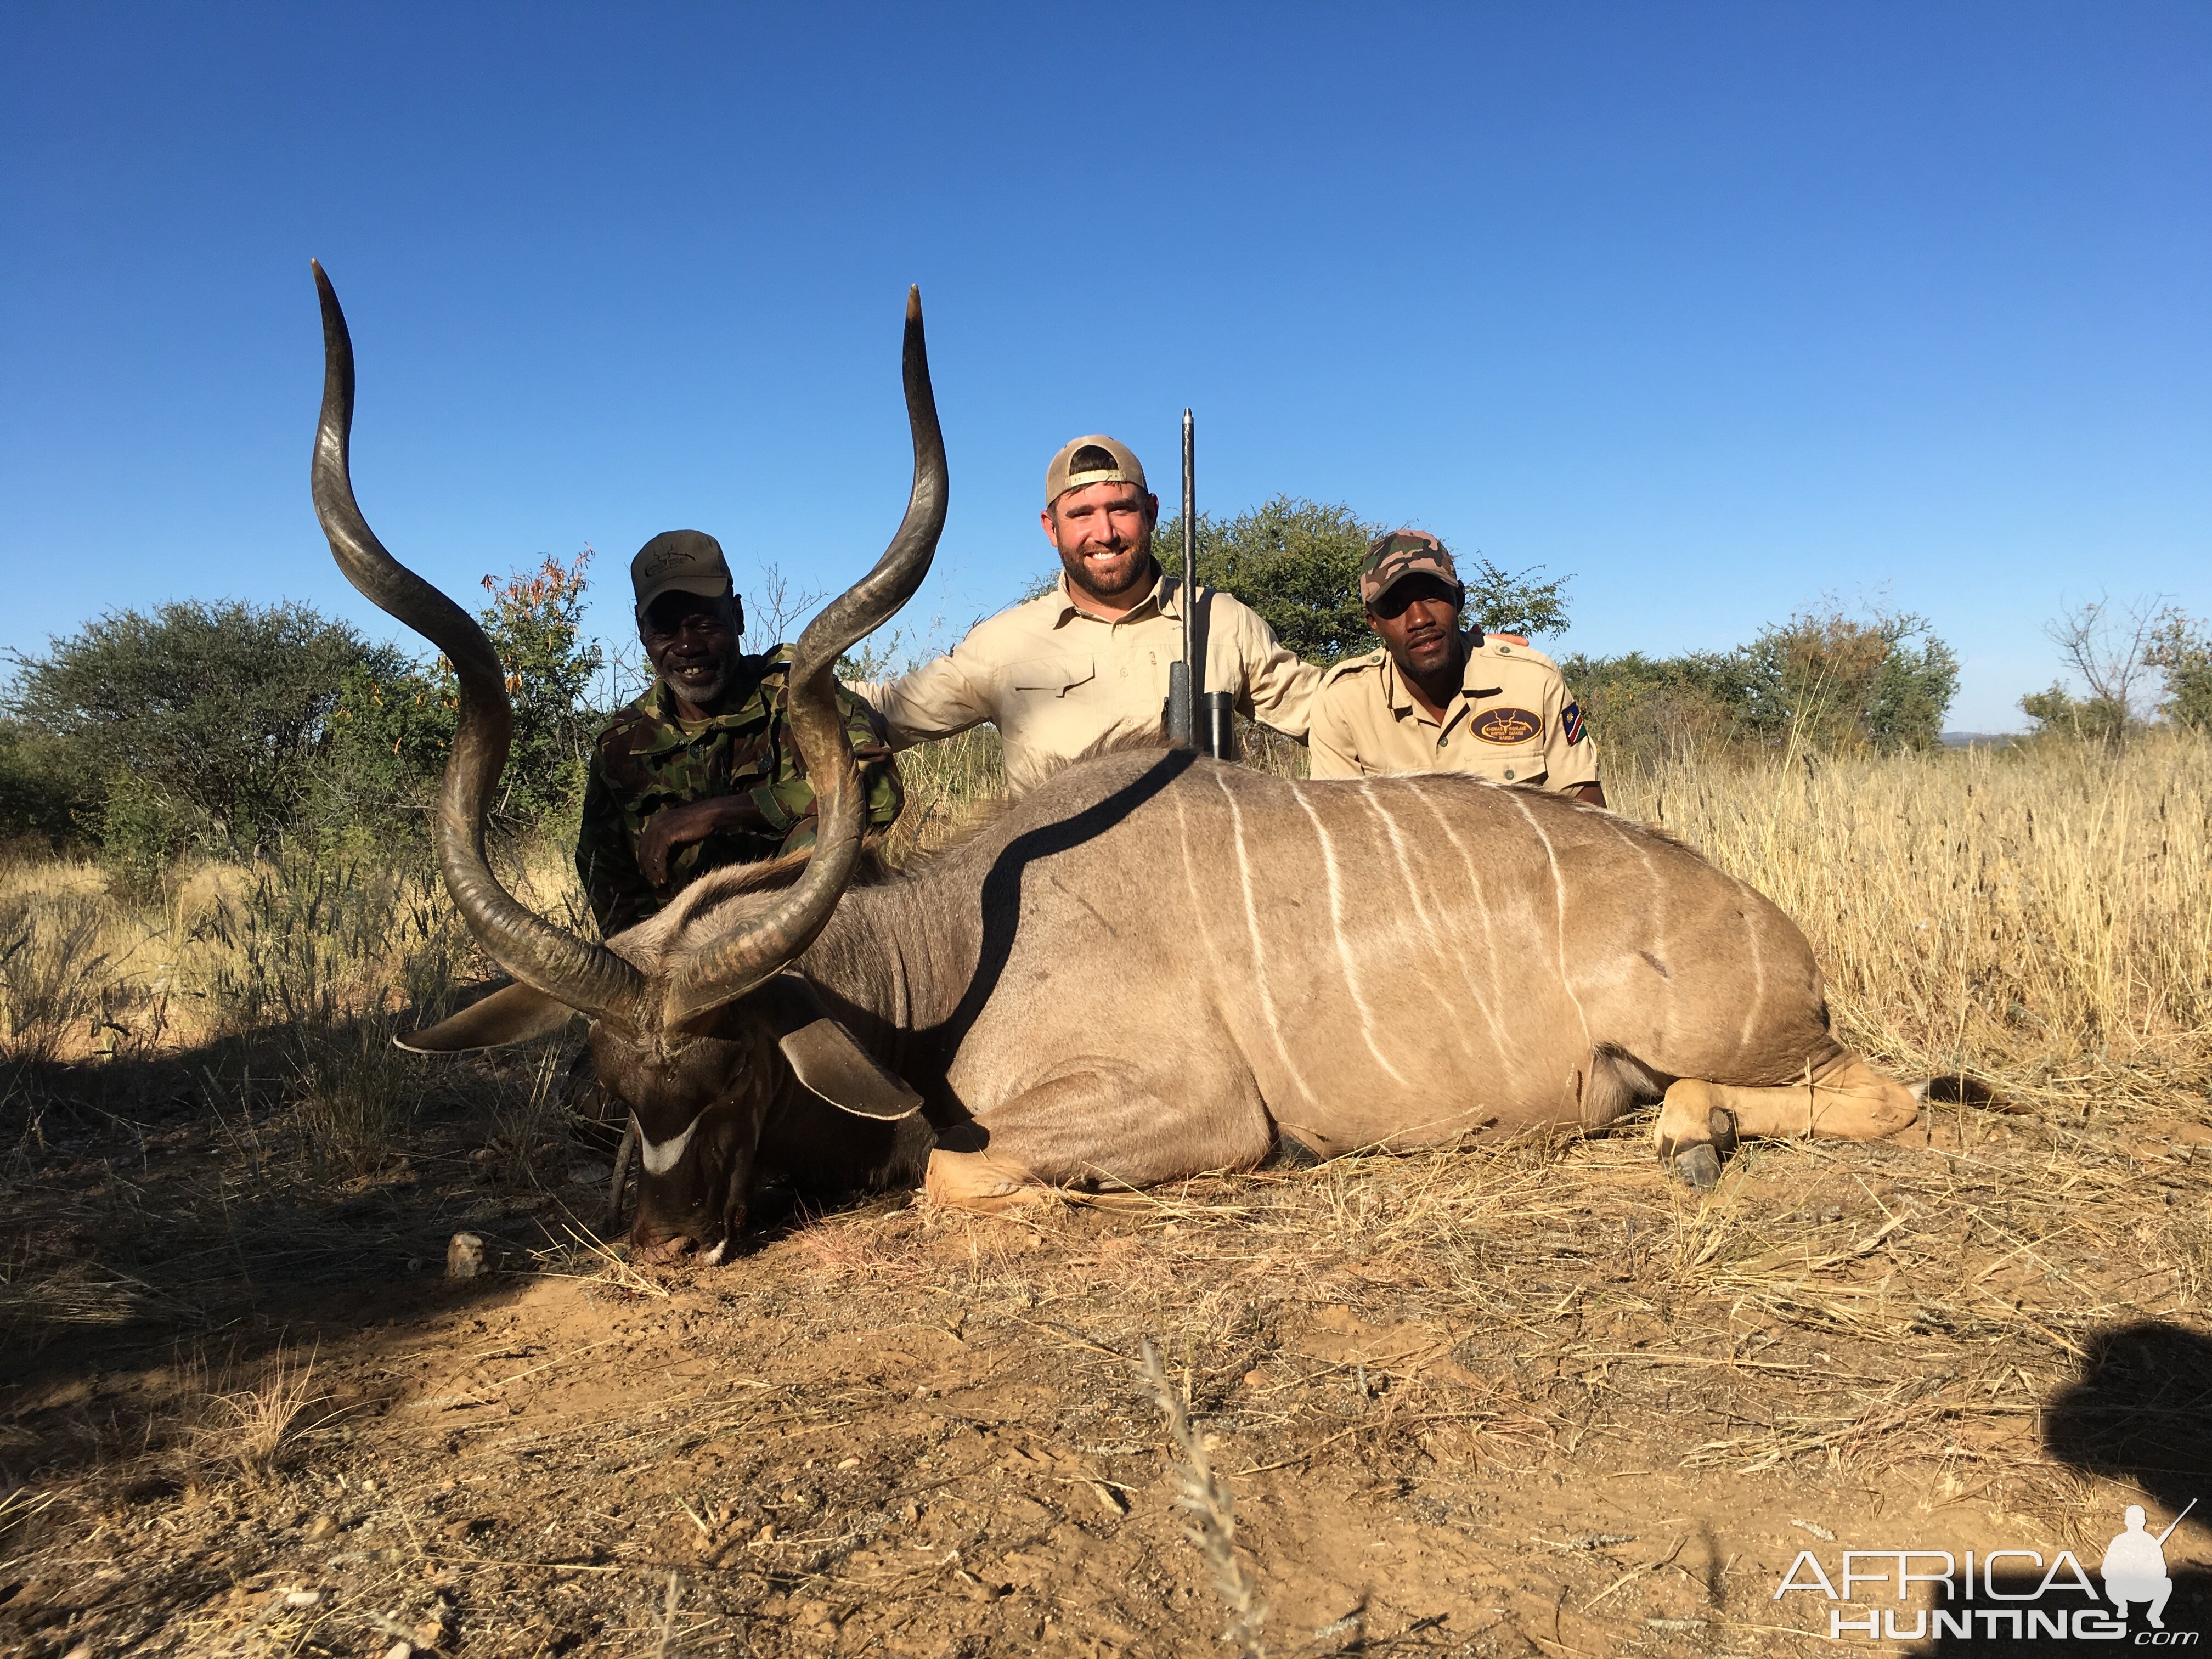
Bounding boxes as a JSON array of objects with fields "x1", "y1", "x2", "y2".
[{"x1": 1562, "y1": 702, "x2": 1586, "y2": 746}]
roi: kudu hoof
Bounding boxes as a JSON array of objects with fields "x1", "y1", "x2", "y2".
[
  {"x1": 1667, "y1": 1107, "x2": 1737, "y2": 1192},
  {"x1": 1671, "y1": 1143, "x2": 1723, "y2": 1192}
]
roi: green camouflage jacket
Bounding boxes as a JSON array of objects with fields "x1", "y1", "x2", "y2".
[{"x1": 575, "y1": 648, "x2": 904, "y2": 936}]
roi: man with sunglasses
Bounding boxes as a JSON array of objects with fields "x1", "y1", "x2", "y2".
[{"x1": 1308, "y1": 531, "x2": 1604, "y2": 804}]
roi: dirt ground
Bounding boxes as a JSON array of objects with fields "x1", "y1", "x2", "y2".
[{"x1": 4, "y1": 1042, "x2": 2210, "y2": 1658}]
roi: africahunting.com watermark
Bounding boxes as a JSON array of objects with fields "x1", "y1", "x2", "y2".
[{"x1": 1774, "y1": 1501, "x2": 2197, "y2": 1643}]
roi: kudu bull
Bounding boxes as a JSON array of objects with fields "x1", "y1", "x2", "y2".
[{"x1": 311, "y1": 266, "x2": 1945, "y2": 1261}]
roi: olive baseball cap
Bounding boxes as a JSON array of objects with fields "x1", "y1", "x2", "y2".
[
  {"x1": 1045, "y1": 435, "x2": 1147, "y2": 508},
  {"x1": 631, "y1": 530, "x2": 733, "y2": 619},
  {"x1": 1359, "y1": 529, "x2": 1462, "y2": 607}
]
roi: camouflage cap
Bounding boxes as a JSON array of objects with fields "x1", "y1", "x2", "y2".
[
  {"x1": 1045, "y1": 435, "x2": 1147, "y2": 508},
  {"x1": 631, "y1": 530, "x2": 733, "y2": 619},
  {"x1": 1359, "y1": 530, "x2": 1462, "y2": 607}
]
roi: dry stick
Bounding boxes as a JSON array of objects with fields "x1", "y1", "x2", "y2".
[
  {"x1": 1138, "y1": 1336, "x2": 1267, "y2": 1659},
  {"x1": 653, "y1": 1570, "x2": 682, "y2": 1658}
]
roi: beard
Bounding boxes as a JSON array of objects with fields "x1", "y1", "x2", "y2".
[
  {"x1": 662, "y1": 650, "x2": 735, "y2": 708},
  {"x1": 1400, "y1": 626, "x2": 1457, "y2": 674},
  {"x1": 1058, "y1": 541, "x2": 1154, "y2": 604}
]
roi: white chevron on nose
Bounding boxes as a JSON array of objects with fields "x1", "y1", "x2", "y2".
[{"x1": 637, "y1": 1114, "x2": 701, "y2": 1176}]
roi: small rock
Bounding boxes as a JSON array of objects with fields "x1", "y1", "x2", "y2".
[
  {"x1": 569, "y1": 1163, "x2": 611, "y2": 1187},
  {"x1": 382, "y1": 1643, "x2": 413, "y2": 1659},
  {"x1": 836, "y1": 1456, "x2": 860, "y2": 1470},
  {"x1": 284, "y1": 1588, "x2": 323, "y2": 1607},
  {"x1": 61, "y1": 1645, "x2": 93, "y2": 1659},
  {"x1": 304, "y1": 1515, "x2": 337, "y2": 1542},
  {"x1": 446, "y1": 1233, "x2": 486, "y2": 1279},
  {"x1": 754, "y1": 1522, "x2": 777, "y2": 1543}
]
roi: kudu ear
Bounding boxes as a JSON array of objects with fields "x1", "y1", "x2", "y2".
[
  {"x1": 398, "y1": 983, "x2": 580, "y2": 1053},
  {"x1": 755, "y1": 977, "x2": 923, "y2": 1121}
]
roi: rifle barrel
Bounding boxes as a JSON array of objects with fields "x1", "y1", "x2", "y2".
[
  {"x1": 2155, "y1": 1497, "x2": 2197, "y2": 1546},
  {"x1": 1182, "y1": 408, "x2": 1197, "y2": 699}
]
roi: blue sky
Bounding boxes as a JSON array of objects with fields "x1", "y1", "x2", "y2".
[{"x1": 3, "y1": 4, "x2": 2206, "y2": 731}]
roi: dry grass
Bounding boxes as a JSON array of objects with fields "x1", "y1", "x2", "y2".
[
  {"x1": 0, "y1": 882, "x2": 120, "y2": 1064},
  {"x1": 202, "y1": 1341, "x2": 335, "y2": 1480},
  {"x1": 1140, "y1": 1335, "x2": 1268, "y2": 1657},
  {"x1": 879, "y1": 726, "x2": 1006, "y2": 862}
]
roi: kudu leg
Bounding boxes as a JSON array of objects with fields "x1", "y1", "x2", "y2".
[
  {"x1": 924, "y1": 1065, "x2": 1273, "y2": 1215},
  {"x1": 923, "y1": 1144, "x2": 1058, "y2": 1214},
  {"x1": 603, "y1": 1118, "x2": 637, "y2": 1234},
  {"x1": 1655, "y1": 1053, "x2": 1921, "y2": 1190}
]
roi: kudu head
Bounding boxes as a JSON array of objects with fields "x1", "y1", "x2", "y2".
[{"x1": 308, "y1": 263, "x2": 946, "y2": 1257}]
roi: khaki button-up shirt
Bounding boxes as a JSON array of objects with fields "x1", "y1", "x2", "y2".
[
  {"x1": 1308, "y1": 633, "x2": 1599, "y2": 791},
  {"x1": 857, "y1": 568, "x2": 1322, "y2": 797}
]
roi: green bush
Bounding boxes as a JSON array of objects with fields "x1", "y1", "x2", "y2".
[
  {"x1": 1554, "y1": 650, "x2": 1756, "y2": 763},
  {"x1": 2019, "y1": 685, "x2": 2132, "y2": 743},
  {"x1": 5, "y1": 600, "x2": 410, "y2": 862},
  {"x1": 2148, "y1": 612, "x2": 2212, "y2": 733},
  {"x1": 1738, "y1": 609, "x2": 1959, "y2": 754},
  {"x1": 1564, "y1": 608, "x2": 1959, "y2": 765},
  {"x1": 2017, "y1": 601, "x2": 2211, "y2": 744},
  {"x1": 313, "y1": 553, "x2": 603, "y2": 844},
  {"x1": 0, "y1": 719, "x2": 87, "y2": 847},
  {"x1": 6, "y1": 554, "x2": 606, "y2": 872}
]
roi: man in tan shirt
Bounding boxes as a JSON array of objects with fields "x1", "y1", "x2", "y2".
[
  {"x1": 857, "y1": 435, "x2": 1321, "y2": 797},
  {"x1": 1309, "y1": 530, "x2": 1605, "y2": 804}
]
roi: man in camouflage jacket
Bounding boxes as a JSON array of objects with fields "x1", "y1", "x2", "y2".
[{"x1": 576, "y1": 531, "x2": 902, "y2": 936}]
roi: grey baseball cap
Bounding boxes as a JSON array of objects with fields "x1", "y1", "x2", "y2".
[{"x1": 630, "y1": 531, "x2": 733, "y2": 619}]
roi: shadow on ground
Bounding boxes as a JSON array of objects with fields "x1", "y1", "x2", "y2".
[
  {"x1": 0, "y1": 1018, "x2": 600, "y2": 1486},
  {"x1": 1917, "y1": 1319, "x2": 2211, "y2": 1654}
]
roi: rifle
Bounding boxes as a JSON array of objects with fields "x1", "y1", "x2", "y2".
[{"x1": 1166, "y1": 408, "x2": 1237, "y2": 759}]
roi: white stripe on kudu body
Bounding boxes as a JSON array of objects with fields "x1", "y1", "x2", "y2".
[
  {"x1": 1603, "y1": 810, "x2": 1675, "y2": 1052},
  {"x1": 1736, "y1": 896, "x2": 1767, "y2": 1056},
  {"x1": 1358, "y1": 781, "x2": 1491, "y2": 1042},
  {"x1": 1290, "y1": 785, "x2": 1409, "y2": 1087},
  {"x1": 1404, "y1": 778, "x2": 1528, "y2": 1091},
  {"x1": 1379, "y1": 779, "x2": 1515, "y2": 1064},
  {"x1": 1505, "y1": 788, "x2": 1594, "y2": 1052},
  {"x1": 1212, "y1": 770, "x2": 1318, "y2": 1108}
]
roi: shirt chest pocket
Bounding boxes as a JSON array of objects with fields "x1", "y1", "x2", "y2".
[
  {"x1": 1003, "y1": 656, "x2": 1096, "y2": 698},
  {"x1": 1458, "y1": 703, "x2": 1547, "y2": 778}
]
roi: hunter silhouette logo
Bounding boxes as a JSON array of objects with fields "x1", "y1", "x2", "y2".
[
  {"x1": 2106, "y1": 1501, "x2": 2191, "y2": 1629},
  {"x1": 1472, "y1": 706, "x2": 1541, "y2": 744},
  {"x1": 1771, "y1": 1497, "x2": 2199, "y2": 1643}
]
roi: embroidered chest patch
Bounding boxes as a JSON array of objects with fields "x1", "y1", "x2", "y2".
[{"x1": 1471, "y1": 706, "x2": 1543, "y2": 744}]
